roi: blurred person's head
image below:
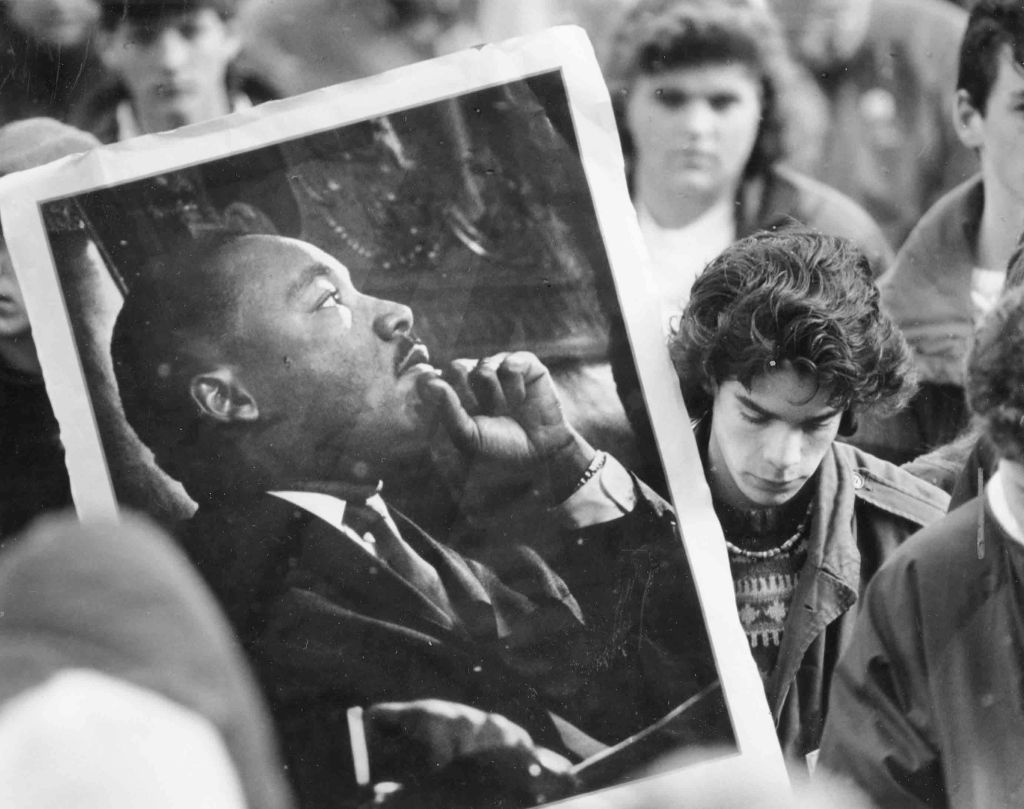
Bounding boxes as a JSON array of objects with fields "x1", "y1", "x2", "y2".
[
  {"x1": 669, "y1": 229, "x2": 914, "y2": 509},
  {"x1": 97, "y1": 0, "x2": 240, "y2": 134},
  {"x1": 5, "y1": 0, "x2": 100, "y2": 48},
  {"x1": 111, "y1": 233, "x2": 439, "y2": 498},
  {"x1": 765, "y1": 0, "x2": 873, "y2": 73},
  {"x1": 966, "y1": 283, "x2": 1024, "y2": 464},
  {"x1": 954, "y1": 0, "x2": 1024, "y2": 205},
  {"x1": 0, "y1": 118, "x2": 100, "y2": 374},
  {"x1": 0, "y1": 512, "x2": 294, "y2": 809},
  {"x1": 604, "y1": 0, "x2": 795, "y2": 224}
]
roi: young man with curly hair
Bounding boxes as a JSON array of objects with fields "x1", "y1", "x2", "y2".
[
  {"x1": 819, "y1": 282, "x2": 1024, "y2": 808},
  {"x1": 668, "y1": 230, "x2": 948, "y2": 765}
]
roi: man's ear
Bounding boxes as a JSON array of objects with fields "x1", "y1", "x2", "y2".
[
  {"x1": 189, "y1": 367, "x2": 259, "y2": 423},
  {"x1": 219, "y1": 17, "x2": 242, "y2": 63},
  {"x1": 954, "y1": 89, "x2": 986, "y2": 150},
  {"x1": 96, "y1": 27, "x2": 123, "y2": 73}
]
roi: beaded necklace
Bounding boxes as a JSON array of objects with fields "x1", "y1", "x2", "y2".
[{"x1": 724, "y1": 499, "x2": 814, "y2": 560}]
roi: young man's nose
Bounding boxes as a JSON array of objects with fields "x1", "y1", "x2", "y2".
[
  {"x1": 371, "y1": 299, "x2": 414, "y2": 340},
  {"x1": 152, "y1": 28, "x2": 190, "y2": 71},
  {"x1": 765, "y1": 427, "x2": 805, "y2": 475}
]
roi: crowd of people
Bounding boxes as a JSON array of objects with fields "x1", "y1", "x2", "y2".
[{"x1": 2, "y1": 0, "x2": 1024, "y2": 807}]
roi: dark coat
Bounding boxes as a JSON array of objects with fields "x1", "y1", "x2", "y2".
[
  {"x1": 0, "y1": 366, "x2": 70, "y2": 540},
  {"x1": 819, "y1": 495, "x2": 1024, "y2": 808},
  {"x1": 879, "y1": 176, "x2": 983, "y2": 388},
  {"x1": 182, "y1": 482, "x2": 728, "y2": 808}
]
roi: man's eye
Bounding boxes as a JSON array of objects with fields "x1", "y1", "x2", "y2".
[
  {"x1": 317, "y1": 290, "x2": 343, "y2": 309},
  {"x1": 178, "y1": 21, "x2": 201, "y2": 39},
  {"x1": 709, "y1": 95, "x2": 738, "y2": 111},
  {"x1": 740, "y1": 411, "x2": 769, "y2": 426},
  {"x1": 654, "y1": 88, "x2": 686, "y2": 109}
]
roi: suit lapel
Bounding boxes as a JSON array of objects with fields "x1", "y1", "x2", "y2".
[{"x1": 288, "y1": 499, "x2": 479, "y2": 639}]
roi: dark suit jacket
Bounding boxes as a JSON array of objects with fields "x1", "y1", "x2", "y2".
[{"x1": 182, "y1": 481, "x2": 726, "y2": 807}]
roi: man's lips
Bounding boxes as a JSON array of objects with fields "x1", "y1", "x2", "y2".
[
  {"x1": 750, "y1": 476, "x2": 803, "y2": 492},
  {"x1": 395, "y1": 342, "x2": 433, "y2": 376}
]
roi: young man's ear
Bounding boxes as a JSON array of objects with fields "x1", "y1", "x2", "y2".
[
  {"x1": 953, "y1": 88, "x2": 986, "y2": 151},
  {"x1": 190, "y1": 367, "x2": 259, "y2": 423},
  {"x1": 220, "y1": 16, "x2": 242, "y2": 63},
  {"x1": 96, "y1": 26, "x2": 124, "y2": 73}
]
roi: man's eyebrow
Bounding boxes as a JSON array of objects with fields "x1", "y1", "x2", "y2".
[
  {"x1": 286, "y1": 262, "x2": 333, "y2": 301},
  {"x1": 735, "y1": 393, "x2": 776, "y2": 419},
  {"x1": 735, "y1": 392, "x2": 841, "y2": 422}
]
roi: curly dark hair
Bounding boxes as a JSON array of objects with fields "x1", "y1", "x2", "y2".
[
  {"x1": 603, "y1": 0, "x2": 795, "y2": 182},
  {"x1": 669, "y1": 229, "x2": 916, "y2": 417},
  {"x1": 966, "y1": 285, "x2": 1024, "y2": 463},
  {"x1": 957, "y1": 0, "x2": 1024, "y2": 113},
  {"x1": 99, "y1": 0, "x2": 239, "y2": 29}
]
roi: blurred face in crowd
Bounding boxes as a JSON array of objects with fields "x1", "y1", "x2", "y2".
[
  {"x1": 196, "y1": 236, "x2": 439, "y2": 483},
  {"x1": 957, "y1": 45, "x2": 1024, "y2": 206},
  {"x1": 766, "y1": 0, "x2": 872, "y2": 71},
  {"x1": 708, "y1": 363, "x2": 842, "y2": 509},
  {"x1": 0, "y1": 239, "x2": 30, "y2": 340},
  {"x1": 6, "y1": 0, "x2": 100, "y2": 47},
  {"x1": 626, "y1": 62, "x2": 763, "y2": 212},
  {"x1": 99, "y1": 8, "x2": 239, "y2": 134}
]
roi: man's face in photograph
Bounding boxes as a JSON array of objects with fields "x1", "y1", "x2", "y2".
[{"x1": 207, "y1": 235, "x2": 441, "y2": 483}]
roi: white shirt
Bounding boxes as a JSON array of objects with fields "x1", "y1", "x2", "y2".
[
  {"x1": 986, "y1": 461, "x2": 1024, "y2": 547},
  {"x1": 970, "y1": 266, "x2": 1006, "y2": 323},
  {"x1": 269, "y1": 453, "x2": 638, "y2": 558},
  {"x1": 636, "y1": 198, "x2": 737, "y2": 333}
]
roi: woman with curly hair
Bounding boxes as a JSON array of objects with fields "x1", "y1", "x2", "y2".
[
  {"x1": 819, "y1": 278, "x2": 1024, "y2": 808},
  {"x1": 668, "y1": 230, "x2": 948, "y2": 766},
  {"x1": 604, "y1": 0, "x2": 893, "y2": 328}
]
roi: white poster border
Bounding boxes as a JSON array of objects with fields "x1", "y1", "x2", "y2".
[{"x1": 0, "y1": 25, "x2": 786, "y2": 804}]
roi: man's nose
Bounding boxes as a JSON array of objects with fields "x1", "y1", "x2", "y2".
[
  {"x1": 152, "y1": 28, "x2": 190, "y2": 71},
  {"x1": 765, "y1": 427, "x2": 804, "y2": 475},
  {"x1": 371, "y1": 298, "x2": 414, "y2": 340}
]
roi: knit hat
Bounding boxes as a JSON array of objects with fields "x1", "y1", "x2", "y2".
[{"x1": 0, "y1": 118, "x2": 100, "y2": 179}]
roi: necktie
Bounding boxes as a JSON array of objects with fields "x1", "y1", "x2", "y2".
[{"x1": 343, "y1": 499, "x2": 457, "y2": 624}]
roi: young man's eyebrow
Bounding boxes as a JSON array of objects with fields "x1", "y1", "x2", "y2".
[
  {"x1": 735, "y1": 392, "x2": 841, "y2": 422},
  {"x1": 735, "y1": 393, "x2": 777, "y2": 418}
]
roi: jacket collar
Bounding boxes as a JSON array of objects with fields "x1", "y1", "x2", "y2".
[{"x1": 764, "y1": 445, "x2": 860, "y2": 715}]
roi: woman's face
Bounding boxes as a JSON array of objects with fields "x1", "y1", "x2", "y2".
[{"x1": 626, "y1": 62, "x2": 763, "y2": 203}]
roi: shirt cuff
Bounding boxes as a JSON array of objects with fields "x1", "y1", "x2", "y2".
[{"x1": 554, "y1": 453, "x2": 637, "y2": 529}]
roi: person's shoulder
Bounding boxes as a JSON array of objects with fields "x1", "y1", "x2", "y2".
[
  {"x1": 66, "y1": 81, "x2": 128, "y2": 145},
  {"x1": 884, "y1": 174, "x2": 983, "y2": 281},
  {"x1": 866, "y1": 497, "x2": 985, "y2": 614},
  {"x1": 834, "y1": 441, "x2": 950, "y2": 528},
  {"x1": 768, "y1": 165, "x2": 880, "y2": 230},
  {"x1": 762, "y1": 166, "x2": 894, "y2": 272}
]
